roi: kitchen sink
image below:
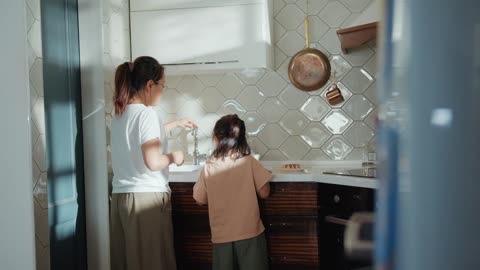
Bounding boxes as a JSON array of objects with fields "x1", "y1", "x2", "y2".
[{"x1": 169, "y1": 164, "x2": 203, "y2": 172}]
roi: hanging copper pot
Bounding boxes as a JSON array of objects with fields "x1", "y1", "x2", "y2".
[
  {"x1": 325, "y1": 72, "x2": 345, "y2": 106},
  {"x1": 288, "y1": 17, "x2": 331, "y2": 92}
]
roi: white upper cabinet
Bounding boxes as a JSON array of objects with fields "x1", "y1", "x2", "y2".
[{"x1": 130, "y1": 0, "x2": 273, "y2": 74}]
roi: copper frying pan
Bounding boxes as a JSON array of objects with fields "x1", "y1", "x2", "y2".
[{"x1": 288, "y1": 17, "x2": 331, "y2": 92}]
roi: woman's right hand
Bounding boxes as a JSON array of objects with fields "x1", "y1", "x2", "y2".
[{"x1": 172, "y1": 151, "x2": 185, "y2": 166}]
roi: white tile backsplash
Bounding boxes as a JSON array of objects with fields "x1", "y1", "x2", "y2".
[
  {"x1": 25, "y1": 0, "x2": 50, "y2": 265},
  {"x1": 102, "y1": 0, "x2": 379, "y2": 161},
  {"x1": 319, "y1": 1, "x2": 351, "y2": 28}
]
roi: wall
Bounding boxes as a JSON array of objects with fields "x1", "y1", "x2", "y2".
[
  {"x1": 102, "y1": 0, "x2": 379, "y2": 165},
  {"x1": 0, "y1": 0, "x2": 37, "y2": 269},
  {"x1": 25, "y1": 0, "x2": 50, "y2": 269}
]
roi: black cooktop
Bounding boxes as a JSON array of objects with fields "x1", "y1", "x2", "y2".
[{"x1": 323, "y1": 167, "x2": 377, "y2": 178}]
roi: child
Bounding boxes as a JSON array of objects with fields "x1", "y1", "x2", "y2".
[{"x1": 193, "y1": 114, "x2": 272, "y2": 270}]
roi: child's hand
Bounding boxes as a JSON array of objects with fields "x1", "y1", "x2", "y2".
[{"x1": 172, "y1": 151, "x2": 185, "y2": 166}]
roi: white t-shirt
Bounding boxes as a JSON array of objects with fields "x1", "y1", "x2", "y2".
[{"x1": 111, "y1": 104, "x2": 170, "y2": 193}]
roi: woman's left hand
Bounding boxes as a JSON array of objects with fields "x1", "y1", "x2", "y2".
[{"x1": 176, "y1": 118, "x2": 197, "y2": 129}]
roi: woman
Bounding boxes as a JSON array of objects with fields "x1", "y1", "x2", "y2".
[{"x1": 110, "y1": 56, "x2": 196, "y2": 270}]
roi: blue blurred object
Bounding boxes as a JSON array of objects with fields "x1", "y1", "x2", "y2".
[{"x1": 375, "y1": 0, "x2": 480, "y2": 269}]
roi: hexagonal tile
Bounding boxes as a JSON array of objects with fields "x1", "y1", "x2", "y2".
[
  {"x1": 165, "y1": 75, "x2": 183, "y2": 88},
  {"x1": 322, "y1": 135, "x2": 354, "y2": 160},
  {"x1": 321, "y1": 109, "x2": 353, "y2": 134},
  {"x1": 363, "y1": 107, "x2": 376, "y2": 127},
  {"x1": 27, "y1": 41, "x2": 36, "y2": 70},
  {"x1": 309, "y1": 42, "x2": 331, "y2": 58},
  {"x1": 302, "y1": 149, "x2": 330, "y2": 161},
  {"x1": 273, "y1": 0, "x2": 286, "y2": 16},
  {"x1": 275, "y1": 4, "x2": 305, "y2": 30},
  {"x1": 104, "y1": 83, "x2": 114, "y2": 114},
  {"x1": 30, "y1": 81, "x2": 39, "y2": 112},
  {"x1": 198, "y1": 113, "x2": 220, "y2": 137},
  {"x1": 103, "y1": 53, "x2": 114, "y2": 85},
  {"x1": 177, "y1": 100, "x2": 206, "y2": 123},
  {"x1": 33, "y1": 200, "x2": 49, "y2": 247},
  {"x1": 330, "y1": 55, "x2": 352, "y2": 80},
  {"x1": 342, "y1": 67, "x2": 375, "y2": 93},
  {"x1": 32, "y1": 98, "x2": 45, "y2": 134},
  {"x1": 307, "y1": 0, "x2": 328, "y2": 15},
  {"x1": 236, "y1": 69, "x2": 266, "y2": 85},
  {"x1": 321, "y1": 82, "x2": 353, "y2": 108},
  {"x1": 297, "y1": 16, "x2": 329, "y2": 42},
  {"x1": 319, "y1": 1, "x2": 350, "y2": 27},
  {"x1": 344, "y1": 121, "x2": 375, "y2": 147},
  {"x1": 261, "y1": 150, "x2": 288, "y2": 161},
  {"x1": 28, "y1": 20, "x2": 42, "y2": 58},
  {"x1": 345, "y1": 148, "x2": 366, "y2": 160},
  {"x1": 34, "y1": 172, "x2": 48, "y2": 208},
  {"x1": 236, "y1": 86, "x2": 266, "y2": 111},
  {"x1": 257, "y1": 71, "x2": 287, "y2": 97},
  {"x1": 340, "y1": 0, "x2": 372, "y2": 12},
  {"x1": 296, "y1": 0, "x2": 308, "y2": 13},
  {"x1": 300, "y1": 96, "x2": 330, "y2": 121},
  {"x1": 26, "y1": 0, "x2": 41, "y2": 19},
  {"x1": 279, "y1": 84, "x2": 309, "y2": 109},
  {"x1": 216, "y1": 74, "x2": 245, "y2": 98},
  {"x1": 242, "y1": 112, "x2": 267, "y2": 136},
  {"x1": 25, "y1": 2, "x2": 35, "y2": 30},
  {"x1": 279, "y1": 110, "x2": 310, "y2": 135},
  {"x1": 177, "y1": 75, "x2": 205, "y2": 100},
  {"x1": 343, "y1": 95, "x2": 375, "y2": 120},
  {"x1": 30, "y1": 59, "x2": 44, "y2": 97},
  {"x1": 195, "y1": 73, "x2": 223, "y2": 87},
  {"x1": 364, "y1": 53, "x2": 378, "y2": 78},
  {"x1": 277, "y1": 31, "x2": 305, "y2": 56},
  {"x1": 31, "y1": 120, "x2": 40, "y2": 151},
  {"x1": 274, "y1": 20, "x2": 287, "y2": 44},
  {"x1": 32, "y1": 160, "x2": 40, "y2": 189},
  {"x1": 33, "y1": 135, "x2": 47, "y2": 171},
  {"x1": 35, "y1": 242, "x2": 51, "y2": 270},
  {"x1": 319, "y1": 28, "x2": 342, "y2": 55},
  {"x1": 341, "y1": 12, "x2": 362, "y2": 28},
  {"x1": 364, "y1": 81, "x2": 378, "y2": 106},
  {"x1": 301, "y1": 123, "x2": 332, "y2": 148},
  {"x1": 274, "y1": 47, "x2": 287, "y2": 69},
  {"x1": 258, "y1": 124, "x2": 289, "y2": 149},
  {"x1": 258, "y1": 98, "x2": 288, "y2": 123},
  {"x1": 196, "y1": 87, "x2": 226, "y2": 113},
  {"x1": 158, "y1": 89, "x2": 186, "y2": 114},
  {"x1": 248, "y1": 137, "x2": 269, "y2": 157},
  {"x1": 280, "y1": 136, "x2": 310, "y2": 160},
  {"x1": 217, "y1": 100, "x2": 247, "y2": 118},
  {"x1": 168, "y1": 137, "x2": 187, "y2": 153},
  {"x1": 177, "y1": 128, "x2": 207, "y2": 154},
  {"x1": 342, "y1": 46, "x2": 375, "y2": 67},
  {"x1": 277, "y1": 56, "x2": 292, "y2": 81}
]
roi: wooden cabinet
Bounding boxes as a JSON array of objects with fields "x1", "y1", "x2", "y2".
[
  {"x1": 170, "y1": 182, "x2": 374, "y2": 270},
  {"x1": 260, "y1": 183, "x2": 320, "y2": 270}
]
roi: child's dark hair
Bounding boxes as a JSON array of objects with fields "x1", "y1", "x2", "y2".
[
  {"x1": 212, "y1": 114, "x2": 251, "y2": 159},
  {"x1": 113, "y1": 56, "x2": 165, "y2": 116}
]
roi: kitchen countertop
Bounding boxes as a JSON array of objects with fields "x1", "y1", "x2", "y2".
[{"x1": 169, "y1": 161, "x2": 378, "y2": 189}]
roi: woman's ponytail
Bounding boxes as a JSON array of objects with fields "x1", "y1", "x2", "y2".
[
  {"x1": 113, "y1": 62, "x2": 133, "y2": 116},
  {"x1": 113, "y1": 57, "x2": 164, "y2": 116}
]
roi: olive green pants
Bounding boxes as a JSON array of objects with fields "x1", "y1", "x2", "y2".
[
  {"x1": 213, "y1": 233, "x2": 269, "y2": 270},
  {"x1": 110, "y1": 192, "x2": 177, "y2": 270}
]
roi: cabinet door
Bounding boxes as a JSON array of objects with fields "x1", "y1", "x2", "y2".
[
  {"x1": 260, "y1": 183, "x2": 319, "y2": 216},
  {"x1": 173, "y1": 215, "x2": 212, "y2": 270},
  {"x1": 171, "y1": 183, "x2": 208, "y2": 215},
  {"x1": 263, "y1": 216, "x2": 320, "y2": 269}
]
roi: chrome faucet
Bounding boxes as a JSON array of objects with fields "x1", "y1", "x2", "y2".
[{"x1": 192, "y1": 128, "x2": 208, "y2": 165}]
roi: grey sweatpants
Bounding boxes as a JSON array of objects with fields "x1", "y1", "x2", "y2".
[
  {"x1": 110, "y1": 192, "x2": 177, "y2": 270},
  {"x1": 213, "y1": 233, "x2": 269, "y2": 270}
]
